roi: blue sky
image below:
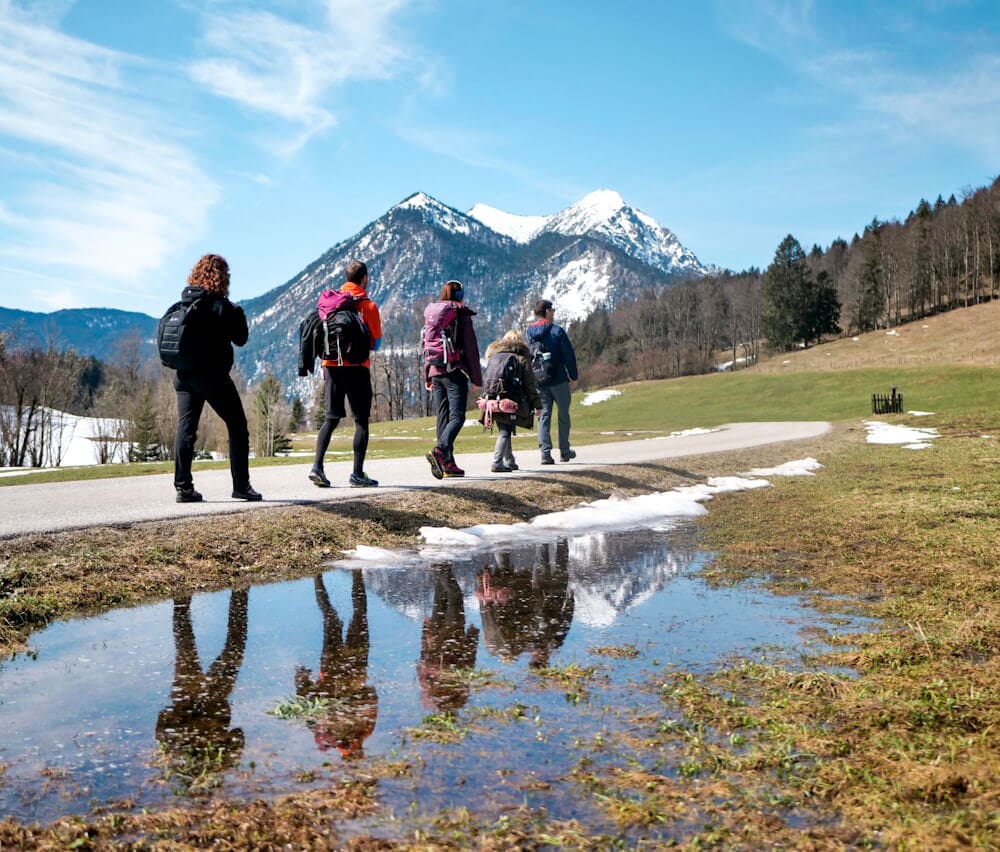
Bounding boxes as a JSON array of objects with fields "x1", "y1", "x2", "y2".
[{"x1": 1, "y1": 0, "x2": 998, "y2": 315}]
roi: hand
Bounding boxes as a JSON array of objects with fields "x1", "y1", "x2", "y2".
[
  {"x1": 425, "y1": 382, "x2": 433, "y2": 391},
  {"x1": 570, "y1": 379, "x2": 579, "y2": 389},
  {"x1": 535, "y1": 408, "x2": 542, "y2": 417}
]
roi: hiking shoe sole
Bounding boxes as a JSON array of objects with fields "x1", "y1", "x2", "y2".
[
  {"x1": 309, "y1": 469, "x2": 331, "y2": 488},
  {"x1": 426, "y1": 451, "x2": 444, "y2": 480}
]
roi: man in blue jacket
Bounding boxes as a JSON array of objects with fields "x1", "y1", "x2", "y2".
[{"x1": 526, "y1": 299, "x2": 578, "y2": 465}]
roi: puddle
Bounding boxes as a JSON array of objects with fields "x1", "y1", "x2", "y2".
[{"x1": 0, "y1": 526, "x2": 873, "y2": 833}]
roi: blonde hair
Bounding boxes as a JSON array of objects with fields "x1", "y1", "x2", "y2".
[{"x1": 500, "y1": 329, "x2": 526, "y2": 347}]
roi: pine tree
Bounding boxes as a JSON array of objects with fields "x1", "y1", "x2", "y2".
[
  {"x1": 762, "y1": 235, "x2": 813, "y2": 350},
  {"x1": 130, "y1": 385, "x2": 161, "y2": 462},
  {"x1": 288, "y1": 396, "x2": 305, "y2": 433}
]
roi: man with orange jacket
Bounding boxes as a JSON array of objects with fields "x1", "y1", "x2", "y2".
[{"x1": 309, "y1": 260, "x2": 382, "y2": 488}]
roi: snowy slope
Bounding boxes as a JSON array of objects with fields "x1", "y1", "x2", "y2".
[{"x1": 467, "y1": 203, "x2": 549, "y2": 243}]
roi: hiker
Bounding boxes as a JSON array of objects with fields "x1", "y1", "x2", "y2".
[
  {"x1": 309, "y1": 260, "x2": 382, "y2": 488},
  {"x1": 526, "y1": 299, "x2": 579, "y2": 465},
  {"x1": 422, "y1": 280, "x2": 482, "y2": 479},
  {"x1": 170, "y1": 253, "x2": 261, "y2": 503},
  {"x1": 295, "y1": 572, "x2": 378, "y2": 758},
  {"x1": 479, "y1": 329, "x2": 542, "y2": 473}
]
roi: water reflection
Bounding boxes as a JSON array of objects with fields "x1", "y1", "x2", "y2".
[
  {"x1": 155, "y1": 589, "x2": 247, "y2": 785},
  {"x1": 418, "y1": 566, "x2": 479, "y2": 710},
  {"x1": 295, "y1": 572, "x2": 378, "y2": 758},
  {"x1": 0, "y1": 525, "x2": 873, "y2": 826},
  {"x1": 477, "y1": 541, "x2": 574, "y2": 669}
]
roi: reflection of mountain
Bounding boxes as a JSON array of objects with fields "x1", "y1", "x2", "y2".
[
  {"x1": 361, "y1": 528, "x2": 701, "y2": 630},
  {"x1": 567, "y1": 532, "x2": 700, "y2": 627}
]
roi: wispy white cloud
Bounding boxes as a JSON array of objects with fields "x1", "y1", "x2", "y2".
[
  {"x1": 189, "y1": 0, "x2": 418, "y2": 155},
  {"x1": 716, "y1": 0, "x2": 1000, "y2": 164},
  {"x1": 0, "y1": 2, "x2": 217, "y2": 296}
]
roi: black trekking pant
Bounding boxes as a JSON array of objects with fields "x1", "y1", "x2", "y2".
[
  {"x1": 314, "y1": 365, "x2": 372, "y2": 476},
  {"x1": 431, "y1": 371, "x2": 468, "y2": 462},
  {"x1": 173, "y1": 370, "x2": 250, "y2": 491}
]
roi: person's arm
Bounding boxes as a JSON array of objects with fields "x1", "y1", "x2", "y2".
[
  {"x1": 361, "y1": 300, "x2": 382, "y2": 351},
  {"x1": 461, "y1": 315, "x2": 483, "y2": 386},
  {"x1": 559, "y1": 328, "x2": 578, "y2": 383},
  {"x1": 227, "y1": 301, "x2": 249, "y2": 347}
]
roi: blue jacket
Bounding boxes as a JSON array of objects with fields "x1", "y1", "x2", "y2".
[{"x1": 526, "y1": 320, "x2": 578, "y2": 385}]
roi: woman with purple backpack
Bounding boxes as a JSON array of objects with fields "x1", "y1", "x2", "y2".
[{"x1": 422, "y1": 280, "x2": 482, "y2": 478}]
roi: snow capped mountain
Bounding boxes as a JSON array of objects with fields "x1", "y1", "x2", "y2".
[{"x1": 466, "y1": 203, "x2": 549, "y2": 243}]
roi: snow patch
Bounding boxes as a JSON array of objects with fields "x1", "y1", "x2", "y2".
[
  {"x1": 581, "y1": 389, "x2": 622, "y2": 406},
  {"x1": 864, "y1": 421, "x2": 938, "y2": 449}
]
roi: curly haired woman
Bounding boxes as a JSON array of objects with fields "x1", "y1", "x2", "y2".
[{"x1": 171, "y1": 254, "x2": 261, "y2": 502}]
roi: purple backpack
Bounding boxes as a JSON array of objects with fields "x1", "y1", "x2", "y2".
[{"x1": 422, "y1": 301, "x2": 461, "y2": 370}]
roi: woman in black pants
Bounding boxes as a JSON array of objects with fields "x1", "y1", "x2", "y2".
[
  {"x1": 422, "y1": 280, "x2": 482, "y2": 478},
  {"x1": 172, "y1": 254, "x2": 261, "y2": 503}
]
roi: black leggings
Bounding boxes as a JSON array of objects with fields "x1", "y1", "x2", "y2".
[{"x1": 173, "y1": 370, "x2": 250, "y2": 490}]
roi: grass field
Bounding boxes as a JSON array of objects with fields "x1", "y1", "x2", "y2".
[{"x1": 2, "y1": 302, "x2": 1000, "y2": 846}]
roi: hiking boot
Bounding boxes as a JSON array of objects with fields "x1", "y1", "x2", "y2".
[
  {"x1": 560, "y1": 449, "x2": 577, "y2": 462},
  {"x1": 491, "y1": 462, "x2": 512, "y2": 473},
  {"x1": 176, "y1": 487, "x2": 203, "y2": 503},
  {"x1": 426, "y1": 447, "x2": 446, "y2": 480},
  {"x1": 540, "y1": 452, "x2": 555, "y2": 465},
  {"x1": 309, "y1": 468, "x2": 331, "y2": 488},
  {"x1": 349, "y1": 472, "x2": 379, "y2": 488},
  {"x1": 232, "y1": 486, "x2": 263, "y2": 501},
  {"x1": 503, "y1": 460, "x2": 519, "y2": 471},
  {"x1": 442, "y1": 460, "x2": 465, "y2": 477}
]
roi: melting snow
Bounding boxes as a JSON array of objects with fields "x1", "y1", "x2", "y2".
[
  {"x1": 581, "y1": 389, "x2": 622, "y2": 406},
  {"x1": 335, "y1": 458, "x2": 823, "y2": 567},
  {"x1": 864, "y1": 420, "x2": 938, "y2": 450}
]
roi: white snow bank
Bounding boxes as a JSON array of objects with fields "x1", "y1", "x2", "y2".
[
  {"x1": 744, "y1": 457, "x2": 823, "y2": 477},
  {"x1": 864, "y1": 420, "x2": 938, "y2": 450},
  {"x1": 581, "y1": 389, "x2": 622, "y2": 406},
  {"x1": 335, "y1": 458, "x2": 823, "y2": 568},
  {"x1": 907, "y1": 411, "x2": 934, "y2": 417},
  {"x1": 670, "y1": 427, "x2": 720, "y2": 438}
]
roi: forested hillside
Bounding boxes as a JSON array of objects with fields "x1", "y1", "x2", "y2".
[{"x1": 574, "y1": 175, "x2": 1000, "y2": 386}]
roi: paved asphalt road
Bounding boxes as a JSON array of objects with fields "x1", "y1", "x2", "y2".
[{"x1": 0, "y1": 422, "x2": 831, "y2": 538}]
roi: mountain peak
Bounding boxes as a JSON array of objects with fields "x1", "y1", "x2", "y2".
[{"x1": 395, "y1": 191, "x2": 445, "y2": 212}]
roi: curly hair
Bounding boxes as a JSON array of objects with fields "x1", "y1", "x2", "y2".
[{"x1": 188, "y1": 254, "x2": 230, "y2": 296}]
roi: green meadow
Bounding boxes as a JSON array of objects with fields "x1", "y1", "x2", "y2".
[{"x1": 5, "y1": 363, "x2": 998, "y2": 487}]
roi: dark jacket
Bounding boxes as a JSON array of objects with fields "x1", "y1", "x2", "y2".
[
  {"x1": 180, "y1": 286, "x2": 248, "y2": 375},
  {"x1": 298, "y1": 310, "x2": 322, "y2": 376},
  {"x1": 526, "y1": 320, "x2": 578, "y2": 385},
  {"x1": 423, "y1": 301, "x2": 483, "y2": 386},
  {"x1": 482, "y1": 337, "x2": 542, "y2": 429}
]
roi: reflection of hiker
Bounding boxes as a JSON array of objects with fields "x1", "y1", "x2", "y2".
[
  {"x1": 476, "y1": 541, "x2": 574, "y2": 669},
  {"x1": 155, "y1": 589, "x2": 248, "y2": 774},
  {"x1": 295, "y1": 572, "x2": 378, "y2": 759},
  {"x1": 418, "y1": 565, "x2": 480, "y2": 711},
  {"x1": 479, "y1": 330, "x2": 542, "y2": 473}
]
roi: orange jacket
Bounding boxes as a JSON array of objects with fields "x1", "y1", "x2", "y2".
[{"x1": 320, "y1": 281, "x2": 382, "y2": 368}]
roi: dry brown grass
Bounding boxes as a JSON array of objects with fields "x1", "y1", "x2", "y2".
[{"x1": 750, "y1": 299, "x2": 1000, "y2": 373}]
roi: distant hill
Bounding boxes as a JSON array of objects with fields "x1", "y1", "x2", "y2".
[{"x1": 0, "y1": 307, "x2": 157, "y2": 362}]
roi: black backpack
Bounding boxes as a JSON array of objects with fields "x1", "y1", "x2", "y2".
[
  {"x1": 157, "y1": 297, "x2": 206, "y2": 370},
  {"x1": 482, "y1": 352, "x2": 523, "y2": 402},
  {"x1": 321, "y1": 294, "x2": 370, "y2": 365},
  {"x1": 529, "y1": 325, "x2": 557, "y2": 385}
]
